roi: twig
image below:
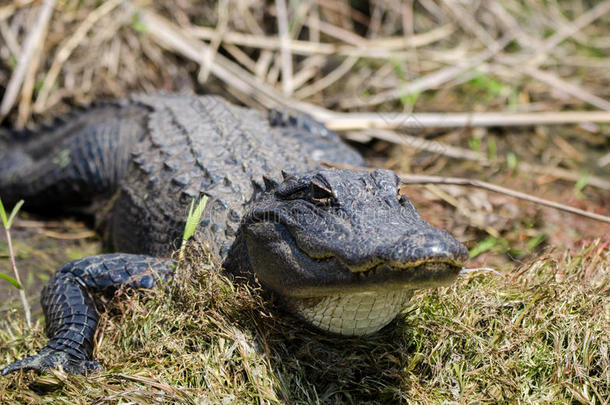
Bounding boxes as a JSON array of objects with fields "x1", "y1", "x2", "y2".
[
  {"x1": 459, "y1": 267, "x2": 503, "y2": 277},
  {"x1": 187, "y1": 24, "x2": 453, "y2": 56},
  {"x1": 486, "y1": 1, "x2": 536, "y2": 49},
  {"x1": 492, "y1": 1, "x2": 610, "y2": 111},
  {"x1": 0, "y1": 0, "x2": 56, "y2": 121},
  {"x1": 236, "y1": 1, "x2": 275, "y2": 82},
  {"x1": 198, "y1": 0, "x2": 228, "y2": 83},
  {"x1": 367, "y1": 1, "x2": 383, "y2": 38},
  {"x1": 291, "y1": 55, "x2": 326, "y2": 90},
  {"x1": 294, "y1": 55, "x2": 358, "y2": 99},
  {"x1": 344, "y1": 34, "x2": 513, "y2": 108},
  {"x1": 418, "y1": 0, "x2": 446, "y2": 22},
  {"x1": 275, "y1": 0, "x2": 293, "y2": 96},
  {"x1": 290, "y1": 5, "x2": 324, "y2": 92},
  {"x1": 531, "y1": 0, "x2": 610, "y2": 65},
  {"x1": 39, "y1": 230, "x2": 96, "y2": 240},
  {"x1": 0, "y1": 0, "x2": 35, "y2": 21},
  {"x1": 222, "y1": 43, "x2": 259, "y2": 74},
  {"x1": 599, "y1": 152, "x2": 610, "y2": 168},
  {"x1": 401, "y1": 0, "x2": 419, "y2": 72},
  {"x1": 317, "y1": 0, "x2": 370, "y2": 26},
  {"x1": 519, "y1": 66, "x2": 610, "y2": 112},
  {"x1": 0, "y1": 20, "x2": 22, "y2": 57},
  {"x1": 305, "y1": 16, "x2": 366, "y2": 45},
  {"x1": 441, "y1": 0, "x2": 495, "y2": 47},
  {"x1": 320, "y1": 111, "x2": 610, "y2": 130},
  {"x1": 323, "y1": 162, "x2": 610, "y2": 224},
  {"x1": 135, "y1": 8, "x2": 328, "y2": 116},
  {"x1": 104, "y1": 373, "x2": 194, "y2": 402},
  {"x1": 136, "y1": 9, "x2": 279, "y2": 107},
  {"x1": 343, "y1": 129, "x2": 482, "y2": 161},
  {"x1": 496, "y1": 0, "x2": 610, "y2": 68},
  {"x1": 255, "y1": 50, "x2": 274, "y2": 79},
  {"x1": 399, "y1": 174, "x2": 610, "y2": 224},
  {"x1": 341, "y1": 128, "x2": 610, "y2": 190},
  {"x1": 16, "y1": 30, "x2": 43, "y2": 128},
  {"x1": 135, "y1": 6, "x2": 610, "y2": 192},
  {"x1": 33, "y1": 0, "x2": 121, "y2": 112}
]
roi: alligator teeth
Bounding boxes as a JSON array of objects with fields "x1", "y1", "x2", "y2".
[{"x1": 354, "y1": 266, "x2": 379, "y2": 279}]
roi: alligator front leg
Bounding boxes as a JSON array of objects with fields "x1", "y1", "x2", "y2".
[{"x1": 1, "y1": 254, "x2": 173, "y2": 375}]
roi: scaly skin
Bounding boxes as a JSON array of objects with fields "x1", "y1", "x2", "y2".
[
  {"x1": 1, "y1": 255, "x2": 172, "y2": 375},
  {"x1": 0, "y1": 94, "x2": 468, "y2": 374}
]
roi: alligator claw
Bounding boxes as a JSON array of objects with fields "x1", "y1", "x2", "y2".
[{"x1": 1, "y1": 347, "x2": 100, "y2": 375}]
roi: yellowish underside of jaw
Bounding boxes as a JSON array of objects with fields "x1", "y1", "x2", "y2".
[{"x1": 292, "y1": 290, "x2": 414, "y2": 336}]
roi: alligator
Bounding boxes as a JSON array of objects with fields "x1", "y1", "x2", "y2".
[{"x1": 0, "y1": 94, "x2": 468, "y2": 375}]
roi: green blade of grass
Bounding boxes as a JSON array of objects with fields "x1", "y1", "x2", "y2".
[
  {"x1": 0, "y1": 199, "x2": 24, "y2": 229},
  {"x1": 0, "y1": 198, "x2": 8, "y2": 227},
  {"x1": 574, "y1": 173, "x2": 590, "y2": 197},
  {"x1": 183, "y1": 195, "x2": 208, "y2": 242},
  {"x1": 469, "y1": 235, "x2": 505, "y2": 258},
  {"x1": 180, "y1": 195, "x2": 209, "y2": 260},
  {"x1": 6, "y1": 200, "x2": 24, "y2": 229},
  {"x1": 0, "y1": 273, "x2": 22, "y2": 289}
]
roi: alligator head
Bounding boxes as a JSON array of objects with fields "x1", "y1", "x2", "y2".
[{"x1": 241, "y1": 169, "x2": 468, "y2": 336}]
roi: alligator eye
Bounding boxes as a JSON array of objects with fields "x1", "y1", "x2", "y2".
[
  {"x1": 311, "y1": 182, "x2": 332, "y2": 199},
  {"x1": 309, "y1": 178, "x2": 334, "y2": 206},
  {"x1": 277, "y1": 177, "x2": 335, "y2": 205}
]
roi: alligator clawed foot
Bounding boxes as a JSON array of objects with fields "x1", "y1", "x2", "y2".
[{"x1": 1, "y1": 347, "x2": 101, "y2": 376}]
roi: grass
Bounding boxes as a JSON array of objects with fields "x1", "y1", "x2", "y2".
[
  {"x1": 0, "y1": 239, "x2": 607, "y2": 403},
  {"x1": 0, "y1": 198, "x2": 30, "y2": 327}
]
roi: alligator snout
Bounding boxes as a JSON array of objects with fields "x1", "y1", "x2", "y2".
[
  {"x1": 331, "y1": 224, "x2": 469, "y2": 273},
  {"x1": 389, "y1": 227, "x2": 469, "y2": 266}
]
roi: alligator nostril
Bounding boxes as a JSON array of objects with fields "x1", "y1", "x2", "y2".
[
  {"x1": 427, "y1": 243, "x2": 448, "y2": 255},
  {"x1": 381, "y1": 227, "x2": 468, "y2": 265}
]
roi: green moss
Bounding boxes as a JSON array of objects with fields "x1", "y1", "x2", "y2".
[{"x1": 0, "y1": 240, "x2": 607, "y2": 403}]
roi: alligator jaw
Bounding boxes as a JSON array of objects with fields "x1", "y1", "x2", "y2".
[
  {"x1": 272, "y1": 259, "x2": 463, "y2": 336},
  {"x1": 347, "y1": 260, "x2": 463, "y2": 290},
  {"x1": 283, "y1": 261, "x2": 462, "y2": 336},
  {"x1": 287, "y1": 289, "x2": 414, "y2": 336},
  {"x1": 276, "y1": 259, "x2": 464, "y2": 299}
]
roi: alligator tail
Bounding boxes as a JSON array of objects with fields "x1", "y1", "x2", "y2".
[{"x1": 0, "y1": 101, "x2": 149, "y2": 209}]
